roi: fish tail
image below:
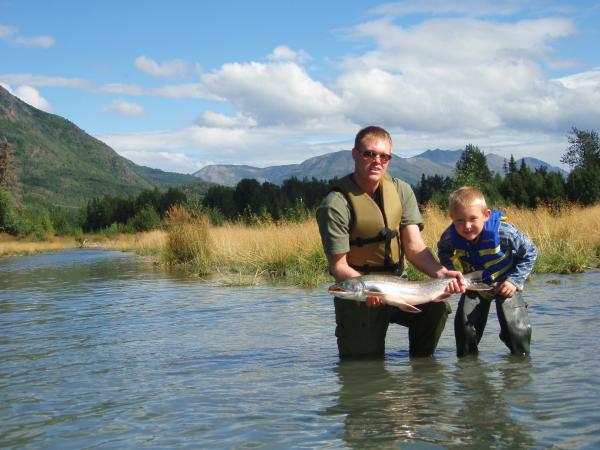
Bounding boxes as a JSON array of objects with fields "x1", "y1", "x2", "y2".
[{"x1": 464, "y1": 270, "x2": 493, "y2": 291}]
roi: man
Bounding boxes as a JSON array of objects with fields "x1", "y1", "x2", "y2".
[{"x1": 316, "y1": 126, "x2": 465, "y2": 358}]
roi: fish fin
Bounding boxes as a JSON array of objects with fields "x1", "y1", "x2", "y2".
[
  {"x1": 397, "y1": 303, "x2": 422, "y2": 313},
  {"x1": 378, "y1": 296, "x2": 423, "y2": 313}
]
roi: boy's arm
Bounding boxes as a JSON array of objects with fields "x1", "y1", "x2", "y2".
[
  {"x1": 503, "y1": 223, "x2": 538, "y2": 290},
  {"x1": 436, "y1": 227, "x2": 457, "y2": 270}
]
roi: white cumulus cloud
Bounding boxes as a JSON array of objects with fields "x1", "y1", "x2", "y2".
[
  {"x1": 197, "y1": 110, "x2": 257, "y2": 128},
  {"x1": 267, "y1": 45, "x2": 310, "y2": 63},
  {"x1": 102, "y1": 99, "x2": 145, "y2": 117},
  {"x1": 0, "y1": 24, "x2": 55, "y2": 48},
  {"x1": 13, "y1": 85, "x2": 53, "y2": 112},
  {"x1": 202, "y1": 61, "x2": 342, "y2": 126},
  {"x1": 134, "y1": 56, "x2": 188, "y2": 78}
]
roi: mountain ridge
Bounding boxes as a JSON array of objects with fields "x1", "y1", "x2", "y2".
[
  {"x1": 193, "y1": 149, "x2": 566, "y2": 187},
  {"x1": 0, "y1": 86, "x2": 205, "y2": 208}
]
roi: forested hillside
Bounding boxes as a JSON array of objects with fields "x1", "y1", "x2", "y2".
[{"x1": 0, "y1": 86, "x2": 207, "y2": 208}]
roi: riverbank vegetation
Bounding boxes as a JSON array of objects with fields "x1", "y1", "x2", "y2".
[
  {"x1": 157, "y1": 202, "x2": 600, "y2": 286},
  {"x1": 1, "y1": 127, "x2": 600, "y2": 285},
  {"x1": 2, "y1": 203, "x2": 599, "y2": 286}
]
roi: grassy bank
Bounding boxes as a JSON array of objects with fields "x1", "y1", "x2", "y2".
[
  {"x1": 0, "y1": 230, "x2": 167, "y2": 257},
  {"x1": 161, "y1": 206, "x2": 327, "y2": 287},
  {"x1": 0, "y1": 233, "x2": 79, "y2": 256},
  {"x1": 163, "y1": 203, "x2": 600, "y2": 286},
  {"x1": 3, "y1": 203, "x2": 599, "y2": 287},
  {"x1": 421, "y1": 203, "x2": 600, "y2": 274}
]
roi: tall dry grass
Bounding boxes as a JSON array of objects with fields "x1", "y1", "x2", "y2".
[
  {"x1": 160, "y1": 203, "x2": 600, "y2": 286},
  {"x1": 6, "y1": 203, "x2": 596, "y2": 287},
  {"x1": 90, "y1": 230, "x2": 167, "y2": 255},
  {"x1": 0, "y1": 234, "x2": 78, "y2": 256},
  {"x1": 421, "y1": 203, "x2": 600, "y2": 273},
  {"x1": 209, "y1": 218, "x2": 327, "y2": 286},
  {"x1": 161, "y1": 207, "x2": 327, "y2": 286},
  {"x1": 161, "y1": 205, "x2": 213, "y2": 274}
]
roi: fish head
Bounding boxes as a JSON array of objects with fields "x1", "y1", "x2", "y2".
[{"x1": 327, "y1": 277, "x2": 366, "y2": 300}]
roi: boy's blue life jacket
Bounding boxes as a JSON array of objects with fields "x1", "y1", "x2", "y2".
[{"x1": 449, "y1": 210, "x2": 513, "y2": 284}]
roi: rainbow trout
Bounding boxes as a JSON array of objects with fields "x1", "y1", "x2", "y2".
[{"x1": 328, "y1": 271, "x2": 492, "y2": 312}]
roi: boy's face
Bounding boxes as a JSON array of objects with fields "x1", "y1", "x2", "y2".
[{"x1": 450, "y1": 204, "x2": 490, "y2": 241}]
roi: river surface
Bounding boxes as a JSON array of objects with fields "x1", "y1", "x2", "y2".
[{"x1": 1, "y1": 249, "x2": 599, "y2": 449}]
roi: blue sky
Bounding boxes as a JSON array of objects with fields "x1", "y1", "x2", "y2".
[{"x1": 1, "y1": 0, "x2": 599, "y2": 173}]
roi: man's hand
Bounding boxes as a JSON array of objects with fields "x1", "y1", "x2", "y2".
[
  {"x1": 439, "y1": 268, "x2": 467, "y2": 295},
  {"x1": 366, "y1": 295, "x2": 385, "y2": 308},
  {"x1": 495, "y1": 280, "x2": 517, "y2": 298}
]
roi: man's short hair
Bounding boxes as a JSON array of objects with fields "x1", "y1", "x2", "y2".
[
  {"x1": 354, "y1": 126, "x2": 392, "y2": 150},
  {"x1": 449, "y1": 186, "x2": 488, "y2": 214}
]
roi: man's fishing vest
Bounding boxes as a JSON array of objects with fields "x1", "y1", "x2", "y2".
[
  {"x1": 332, "y1": 174, "x2": 403, "y2": 274},
  {"x1": 449, "y1": 209, "x2": 513, "y2": 284}
]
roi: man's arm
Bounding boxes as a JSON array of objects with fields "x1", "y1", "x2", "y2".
[{"x1": 327, "y1": 253, "x2": 361, "y2": 282}]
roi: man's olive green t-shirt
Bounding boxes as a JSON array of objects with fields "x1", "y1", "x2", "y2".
[{"x1": 316, "y1": 177, "x2": 423, "y2": 256}]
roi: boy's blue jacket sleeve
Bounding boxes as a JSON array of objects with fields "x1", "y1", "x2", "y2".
[{"x1": 500, "y1": 221, "x2": 537, "y2": 290}]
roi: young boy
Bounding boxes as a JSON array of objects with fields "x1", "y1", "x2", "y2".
[{"x1": 437, "y1": 186, "x2": 538, "y2": 357}]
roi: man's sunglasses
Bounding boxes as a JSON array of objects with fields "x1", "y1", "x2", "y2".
[{"x1": 358, "y1": 149, "x2": 392, "y2": 162}]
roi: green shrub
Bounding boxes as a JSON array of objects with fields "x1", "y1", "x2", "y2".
[
  {"x1": 0, "y1": 188, "x2": 18, "y2": 234},
  {"x1": 127, "y1": 205, "x2": 161, "y2": 232}
]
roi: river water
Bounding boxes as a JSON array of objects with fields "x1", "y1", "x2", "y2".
[{"x1": 1, "y1": 249, "x2": 599, "y2": 449}]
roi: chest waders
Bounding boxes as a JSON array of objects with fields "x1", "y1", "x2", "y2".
[
  {"x1": 450, "y1": 211, "x2": 531, "y2": 356},
  {"x1": 331, "y1": 175, "x2": 449, "y2": 358}
]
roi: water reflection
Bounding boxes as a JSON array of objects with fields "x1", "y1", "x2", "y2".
[
  {"x1": 448, "y1": 356, "x2": 535, "y2": 448},
  {"x1": 324, "y1": 358, "x2": 447, "y2": 447},
  {"x1": 325, "y1": 355, "x2": 535, "y2": 448}
]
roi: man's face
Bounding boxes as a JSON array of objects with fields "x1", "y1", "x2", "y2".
[{"x1": 352, "y1": 137, "x2": 392, "y2": 185}]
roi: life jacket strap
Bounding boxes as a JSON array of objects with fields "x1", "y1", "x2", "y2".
[
  {"x1": 349, "y1": 262, "x2": 403, "y2": 275},
  {"x1": 349, "y1": 227, "x2": 398, "y2": 247}
]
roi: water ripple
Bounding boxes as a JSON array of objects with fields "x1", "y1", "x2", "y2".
[{"x1": 1, "y1": 253, "x2": 600, "y2": 448}]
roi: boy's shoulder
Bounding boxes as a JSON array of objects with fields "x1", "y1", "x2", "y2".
[
  {"x1": 437, "y1": 223, "x2": 455, "y2": 243},
  {"x1": 497, "y1": 219, "x2": 530, "y2": 241}
]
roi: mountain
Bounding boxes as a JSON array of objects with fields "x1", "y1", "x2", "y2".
[
  {"x1": 0, "y1": 86, "x2": 206, "y2": 208},
  {"x1": 193, "y1": 149, "x2": 566, "y2": 187}
]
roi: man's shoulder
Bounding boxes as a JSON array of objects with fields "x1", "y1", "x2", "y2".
[
  {"x1": 390, "y1": 176, "x2": 412, "y2": 190},
  {"x1": 319, "y1": 189, "x2": 349, "y2": 209}
]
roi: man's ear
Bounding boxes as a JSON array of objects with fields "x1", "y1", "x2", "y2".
[{"x1": 483, "y1": 209, "x2": 491, "y2": 221}]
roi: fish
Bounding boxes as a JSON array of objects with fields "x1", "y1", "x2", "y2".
[{"x1": 328, "y1": 270, "x2": 492, "y2": 313}]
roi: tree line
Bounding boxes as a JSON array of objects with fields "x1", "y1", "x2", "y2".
[
  {"x1": 1, "y1": 127, "x2": 599, "y2": 238},
  {"x1": 415, "y1": 127, "x2": 600, "y2": 208}
]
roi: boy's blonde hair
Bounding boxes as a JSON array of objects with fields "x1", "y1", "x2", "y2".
[{"x1": 448, "y1": 186, "x2": 488, "y2": 215}]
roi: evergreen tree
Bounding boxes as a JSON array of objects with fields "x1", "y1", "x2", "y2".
[
  {"x1": 561, "y1": 127, "x2": 600, "y2": 169},
  {"x1": 561, "y1": 127, "x2": 600, "y2": 205},
  {"x1": 455, "y1": 144, "x2": 502, "y2": 203},
  {"x1": 202, "y1": 185, "x2": 236, "y2": 219},
  {"x1": 455, "y1": 144, "x2": 492, "y2": 189},
  {"x1": 0, "y1": 137, "x2": 17, "y2": 192}
]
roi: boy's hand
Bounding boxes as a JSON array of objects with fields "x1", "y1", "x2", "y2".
[{"x1": 495, "y1": 280, "x2": 517, "y2": 298}]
